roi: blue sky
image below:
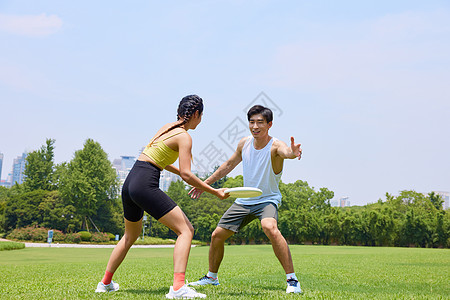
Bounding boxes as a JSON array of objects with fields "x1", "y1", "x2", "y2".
[{"x1": 1, "y1": 1, "x2": 449, "y2": 205}]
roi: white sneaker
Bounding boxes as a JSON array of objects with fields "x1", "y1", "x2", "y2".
[
  {"x1": 187, "y1": 275, "x2": 220, "y2": 286},
  {"x1": 286, "y1": 278, "x2": 302, "y2": 293},
  {"x1": 166, "y1": 285, "x2": 206, "y2": 299},
  {"x1": 95, "y1": 281, "x2": 119, "y2": 292}
]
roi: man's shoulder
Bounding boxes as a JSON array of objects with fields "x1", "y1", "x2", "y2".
[
  {"x1": 238, "y1": 136, "x2": 252, "y2": 147},
  {"x1": 271, "y1": 137, "x2": 283, "y2": 148}
]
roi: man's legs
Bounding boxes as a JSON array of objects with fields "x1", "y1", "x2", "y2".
[
  {"x1": 188, "y1": 226, "x2": 234, "y2": 286},
  {"x1": 209, "y1": 226, "x2": 235, "y2": 273},
  {"x1": 261, "y1": 217, "x2": 301, "y2": 293},
  {"x1": 260, "y1": 218, "x2": 294, "y2": 273}
]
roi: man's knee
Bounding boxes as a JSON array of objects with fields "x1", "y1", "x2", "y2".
[
  {"x1": 261, "y1": 219, "x2": 281, "y2": 238},
  {"x1": 211, "y1": 227, "x2": 233, "y2": 243}
]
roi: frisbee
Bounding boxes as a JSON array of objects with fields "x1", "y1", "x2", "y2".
[{"x1": 224, "y1": 187, "x2": 263, "y2": 198}]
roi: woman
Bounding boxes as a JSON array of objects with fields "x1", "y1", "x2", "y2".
[{"x1": 95, "y1": 95, "x2": 228, "y2": 299}]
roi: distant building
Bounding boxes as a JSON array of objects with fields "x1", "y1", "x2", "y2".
[
  {"x1": 11, "y1": 152, "x2": 27, "y2": 185},
  {"x1": 339, "y1": 196, "x2": 350, "y2": 207},
  {"x1": 113, "y1": 154, "x2": 182, "y2": 192},
  {"x1": 0, "y1": 152, "x2": 3, "y2": 181},
  {"x1": 4, "y1": 172, "x2": 13, "y2": 188},
  {"x1": 434, "y1": 191, "x2": 450, "y2": 210},
  {"x1": 113, "y1": 156, "x2": 137, "y2": 189},
  {"x1": 160, "y1": 169, "x2": 181, "y2": 192},
  {"x1": 0, "y1": 180, "x2": 10, "y2": 188},
  {"x1": 330, "y1": 197, "x2": 351, "y2": 207}
]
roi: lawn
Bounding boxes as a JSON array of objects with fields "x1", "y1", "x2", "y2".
[{"x1": 0, "y1": 245, "x2": 448, "y2": 299}]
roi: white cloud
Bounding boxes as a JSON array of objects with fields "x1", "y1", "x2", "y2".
[{"x1": 0, "y1": 13, "x2": 62, "y2": 37}]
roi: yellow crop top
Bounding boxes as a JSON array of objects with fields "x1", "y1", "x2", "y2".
[{"x1": 142, "y1": 131, "x2": 186, "y2": 169}]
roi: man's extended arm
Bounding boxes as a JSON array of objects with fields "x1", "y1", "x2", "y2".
[{"x1": 277, "y1": 137, "x2": 302, "y2": 160}]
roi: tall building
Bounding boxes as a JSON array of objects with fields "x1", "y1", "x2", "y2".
[
  {"x1": 160, "y1": 170, "x2": 181, "y2": 192},
  {"x1": 114, "y1": 146, "x2": 182, "y2": 193},
  {"x1": 330, "y1": 200, "x2": 339, "y2": 207},
  {"x1": 340, "y1": 196, "x2": 350, "y2": 207},
  {"x1": 113, "y1": 156, "x2": 136, "y2": 188},
  {"x1": 11, "y1": 152, "x2": 28, "y2": 185},
  {"x1": 0, "y1": 153, "x2": 8, "y2": 186},
  {"x1": 434, "y1": 191, "x2": 450, "y2": 210},
  {"x1": 0, "y1": 152, "x2": 3, "y2": 181},
  {"x1": 330, "y1": 197, "x2": 351, "y2": 207}
]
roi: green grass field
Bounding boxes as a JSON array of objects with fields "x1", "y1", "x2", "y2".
[{"x1": 0, "y1": 245, "x2": 448, "y2": 299}]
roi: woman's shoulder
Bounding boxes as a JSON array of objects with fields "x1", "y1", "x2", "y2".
[{"x1": 159, "y1": 124, "x2": 189, "y2": 140}]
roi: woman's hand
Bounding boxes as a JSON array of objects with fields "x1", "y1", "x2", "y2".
[
  {"x1": 188, "y1": 187, "x2": 204, "y2": 199},
  {"x1": 215, "y1": 188, "x2": 230, "y2": 200},
  {"x1": 188, "y1": 187, "x2": 229, "y2": 200}
]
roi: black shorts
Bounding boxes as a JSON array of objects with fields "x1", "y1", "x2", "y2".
[{"x1": 122, "y1": 160, "x2": 177, "y2": 222}]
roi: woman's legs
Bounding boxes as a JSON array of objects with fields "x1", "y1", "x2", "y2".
[
  {"x1": 103, "y1": 218, "x2": 143, "y2": 280},
  {"x1": 158, "y1": 206, "x2": 194, "y2": 289}
]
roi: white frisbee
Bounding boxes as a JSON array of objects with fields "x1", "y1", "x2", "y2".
[{"x1": 224, "y1": 187, "x2": 263, "y2": 198}]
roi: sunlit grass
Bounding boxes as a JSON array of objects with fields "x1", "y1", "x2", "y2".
[{"x1": 0, "y1": 245, "x2": 448, "y2": 299}]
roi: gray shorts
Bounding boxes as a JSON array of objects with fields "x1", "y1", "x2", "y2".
[{"x1": 218, "y1": 202, "x2": 278, "y2": 233}]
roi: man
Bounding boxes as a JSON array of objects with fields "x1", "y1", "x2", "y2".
[{"x1": 188, "y1": 105, "x2": 302, "y2": 293}]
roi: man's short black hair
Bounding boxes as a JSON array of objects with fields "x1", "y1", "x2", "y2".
[{"x1": 247, "y1": 105, "x2": 273, "y2": 123}]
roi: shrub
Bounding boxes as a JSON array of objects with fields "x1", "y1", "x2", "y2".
[
  {"x1": 52, "y1": 230, "x2": 66, "y2": 242},
  {"x1": 7, "y1": 227, "x2": 49, "y2": 242},
  {"x1": 91, "y1": 232, "x2": 110, "y2": 243},
  {"x1": 7, "y1": 228, "x2": 28, "y2": 241},
  {"x1": 78, "y1": 231, "x2": 92, "y2": 241},
  {"x1": 106, "y1": 233, "x2": 116, "y2": 241},
  {"x1": 65, "y1": 233, "x2": 81, "y2": 244},
  {"x1": 0, "y1": 241, "x2": 25, "y2": 251},
  {"x1": 134, "y1": 236, "x2": 177, "y2": 245}
]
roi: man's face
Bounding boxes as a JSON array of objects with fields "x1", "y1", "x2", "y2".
[{"x1": 248, "y1": 113, "x2": 272, "y2": 138}]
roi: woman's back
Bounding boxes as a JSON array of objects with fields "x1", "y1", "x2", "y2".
[{"x1": 140, "y1": 123, "x2": 188, "y2": 169}]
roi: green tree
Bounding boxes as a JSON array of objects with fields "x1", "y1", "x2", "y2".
[
  {"x1": 278, "y1": 180, "x2": 334, "y2": 244},
  {"x1": 339, "y1": 210, "x2": 359, "y2": 245},
  {"x1": 0, "y1": 187, "x2": 9, "y2": 232},
  {"x1": 195, "y1": 213, "x2": 221, "y2": 241},
  {"x1": 59, "y1": 139, "x2": 119, "y2": 231},
  {"x1": 429, "y1": 192, "x2": 444, "y2": 210},
  {"x1": 36, "y1": 191, "x2": 79, "y2": 231},
  {"x1": 4, "y1": 190, "x2": 44, "y2": 230},
  {"x1": 3, "y1": 189, "x2": 79, "y2": 233},
  {"x1": 392, "y1": 191, "x2": 437, "y2": 247},
  {"x1": 93, "y1": 197, "x2": 124, "y2": 235},
  {"x1": 432, "y1": 211, "x2": 448, "y2": 248},
  {"x1": 323, "y1": 207, "x2": 342, "y2": 244},
  {"x1": 23, "y1": 139, "x2": 56, "y2": 191},
  {"x1": 223, "y1": 175, "x2": 243, "y2": 188},
  {"x1": 166, "y1": 180, "x2": 191, "y2": 214}
]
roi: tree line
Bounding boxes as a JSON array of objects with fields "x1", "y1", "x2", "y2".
[
  {"x1": 0, "y1": 139, "x2": 449, "y2": 248},
  {"x1": 0, "y1": 139, "x2": 123, "y2": 236}
]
